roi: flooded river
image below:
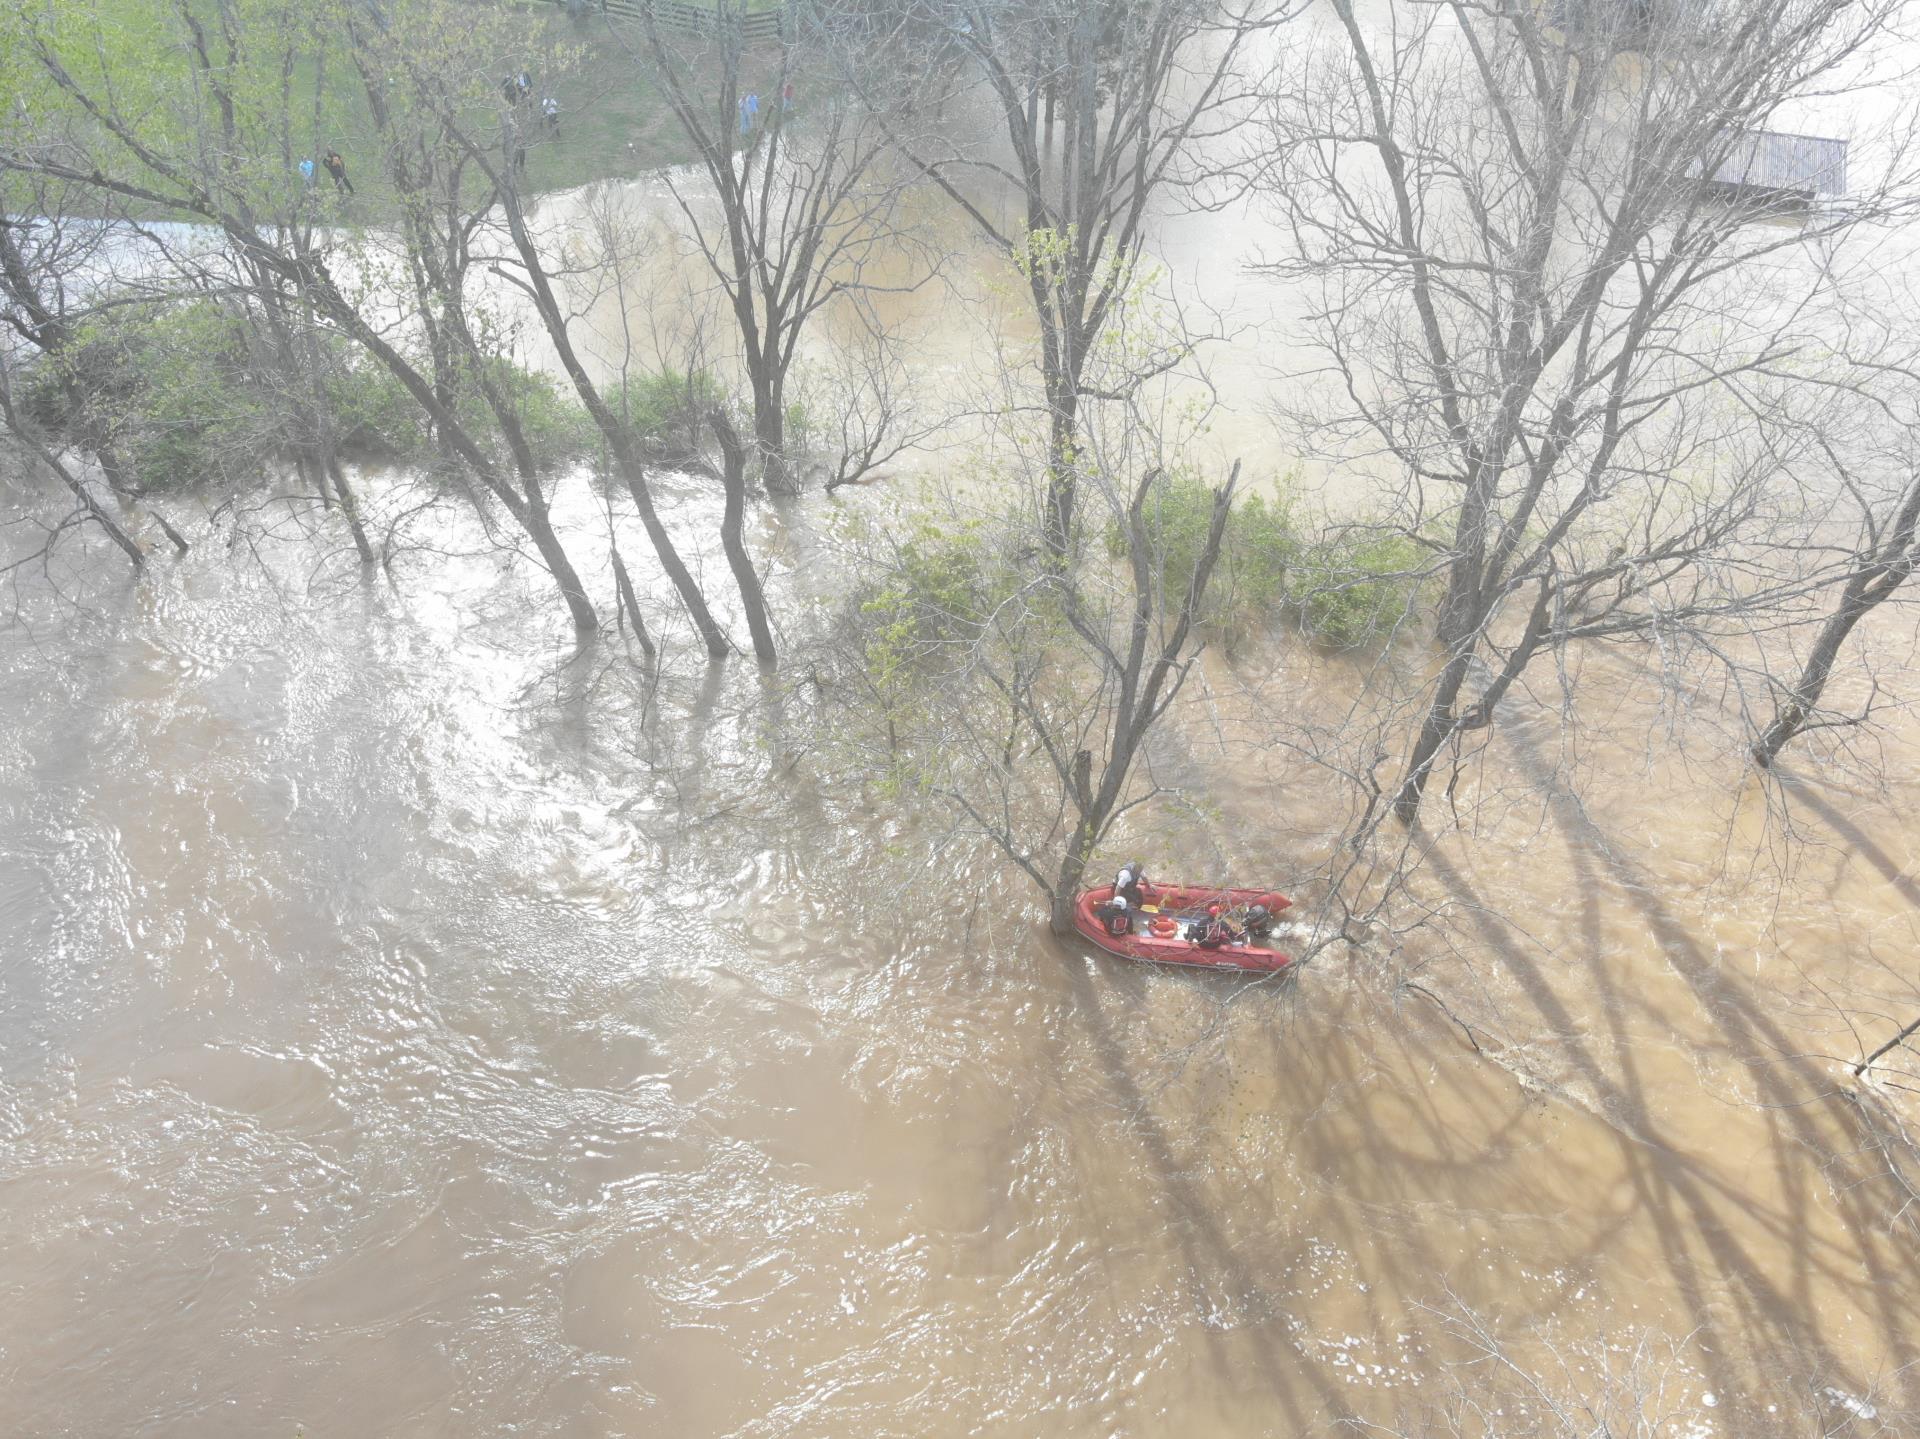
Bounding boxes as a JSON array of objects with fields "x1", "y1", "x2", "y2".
[
  {"x1": 3, "y1": 467, "x2": 1916, "y2": 1436},
  {"x1": 5, "y1": 28, "x2": 1920, "y2": 1435}
]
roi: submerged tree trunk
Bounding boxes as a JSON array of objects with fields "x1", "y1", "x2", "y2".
[
  {"x1": 608, "y1": 530, "x2": 656, "y2": 660},
  {"x1": 1392, "y1": 647, "x2": 1478, "y2": 824},
  {"x1": 521, "y1": 498, "x2": 599, "y2": 636},
  {"x1": 146, "y1": 503, "x2": 192, "y2": 556},
  {"x1": 1753, "y1": 583, "x2": 1877, "y2": 767},
  {"x1": 1050, "y1": 796, "x2": 1097, "y2": 935},
  {"x1": 1753, "y1": 482, "x2": 1920, "y2": 768},
  {"x1": 324, "y1": 453, "x2": 376, "y2": 565},
  {"x1": 480, "y1": 163, "x2": 730, "y2": 657},
  {"x1": 3, "y1": 397, "x2": 145, "y2": 571},
  {"x1": 710, "y1": 411, "x2": 778, "y2": 667},
  {"x1": 1857, "y1": 1013, "x2": 1920, "y2": 1078},
  {"x1": 751, "y1": 369, "x2": 791, "y2": 496},
  {"x1": 0, "y1": 374, "x2": 144, "y2": 568}
]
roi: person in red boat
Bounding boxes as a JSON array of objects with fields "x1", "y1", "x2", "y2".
[
  {"x1": 1191, "y1": 903, "x2": 1237, "y2": 948},
  {"x1": 1242, "y1": 903, "x2": 1276, "y2": 943},
  {"x1": 1094, "y1": 893, "x2": 1133, "y2": 937},
  {"x1": 1114, "y1": 859, "x2": 1149, "y2": 907}
]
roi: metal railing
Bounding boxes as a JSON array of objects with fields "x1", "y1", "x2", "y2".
[{"x1": 1689, "y1": 128, "x2": 1849, "y2": 199}]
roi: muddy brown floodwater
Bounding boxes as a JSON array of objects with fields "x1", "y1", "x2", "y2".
[
  {"x1": 7, "y1": 35, "x2": 1920, "y2": 1431},
  {"x1": 3, "y1": 468, "x2": 1916, "y2": 1438}
]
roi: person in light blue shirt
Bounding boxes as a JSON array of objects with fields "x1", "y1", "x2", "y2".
[
  {"x1": 299, "y1": 157, "x2": 316, "y2": 188},
  {"x1": 745, "y1": 92, "x2": 760, "y2": 128}
]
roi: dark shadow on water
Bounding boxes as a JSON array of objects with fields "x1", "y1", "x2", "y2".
[
  {"x1": 1775, "y1": 766, "x2": 1920, "y2": 913},
  {"x1": 1422, "y1": 729, "x2": 1920, "y2": 1425},
  {"x1": 1058, "y1": 946, "x2": 1360, "y2": 1429}
]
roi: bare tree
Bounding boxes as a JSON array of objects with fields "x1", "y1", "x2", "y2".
[
  {"x1": 165, "y1": 0, "x2": 378, "y2": 566},
  {"x1": 628, "y1": 0, "x2": 926, "y2": 494},
  {"x1": 839, "y1": 258, "x2": 1244, "y2": 931},
  {"x1": 1252, "y1": 0, "x2": 1914, "y2": 826},
  {"x1": 1755, "y1": 476, "x2": 1920, "y2": 766},
  {"x1": 708, "y1": 406, "x2": 779, "y2": 663},
  {"x1": 858, "y1": 0, "x2": 1284, "y2": 557},
  {"x1": 347, "y1": 0, "x2": 770, "y2": 656},
  {"x1": 0, "y1": 351, "x2": 145, "y2": 573},
  {"x1": 807, "y1": 318, "x2": 937, "y2": 491},
  {"x1": 0, "y1": 191, "x2": 191, "y2": 559},
  {"x1": 1748, "y1": 347, "x2": 1920, "y2": 767},
  {"x1": 0, "y1": 0, "x2": 621, "y2": 632},
  {"x1": 847, "y1": 458, "x2": 1238, "y2": 931}
]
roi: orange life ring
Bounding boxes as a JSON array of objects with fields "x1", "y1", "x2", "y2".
[{"x1": 1150, "y1": 916, "x2": 1177, "y2": 938}]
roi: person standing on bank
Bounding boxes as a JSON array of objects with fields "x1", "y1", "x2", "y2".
[
  {"x1": 506, "y1": 115, "x2": 527, "y2": 175},
  {"x1": 322, "y1": 150, "x2": 354, "y2": 195}
]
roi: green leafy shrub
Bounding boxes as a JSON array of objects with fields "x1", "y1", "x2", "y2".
[
  {"x1": 607, "y1": 368, "x2": 724, "y2": 443},
  {"x1": 325, "y1": 355, "x2": 425, "y2": 459},
  {"x1": 1291, "y1": 528, "x2": 1427, "y2": 650},
  {"x1": 1109, "y1": 470, "x2": 1301, "y2": 644},
  {"x1": 1108, "y1": 471, "x2": 1429, "y2": 650},
  {"x1": 862, "y1": 519, "x2": 996, "y2": 691},
  {"x1": 460, "y1": 359, "x2": 598, "y2": 471},
  {"x1": 783, "y1": 397, "x2": 813, "y2": 452},
  {"x1": 70, "y1": 300, "x2": 271, "y2": 492}
]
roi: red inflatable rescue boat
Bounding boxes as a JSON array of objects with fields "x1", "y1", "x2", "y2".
[{"x1": 1072, "y1": 883, "x2": 1295, "y2": 973}]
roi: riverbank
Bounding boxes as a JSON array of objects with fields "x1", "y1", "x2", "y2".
[{"x1": 28, "y1": 0, "x2": 811, "y2": 219}]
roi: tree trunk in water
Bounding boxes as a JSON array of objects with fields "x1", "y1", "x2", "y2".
[
  {"x1": 711, "y1": 412, "x2": 778, "y2": 668},
  {"x1": 618, "y1": 466, "x2": 732, "y2": 658},
  {"x1": 481, "y1": 170, "x2": 730, "y2": 659},
  {"x1": 147, "y1": 504, "x2": 191, "y2": 555},
  {"x1": 0, "y1": 384, "x2": 145, "y2": 571},
  {"x1": 1857, "y1": 1012, "x2": 1920, "y2": 1078},
  {"x1": 297, "y1": 453, "x2": 331, "y2": 510},
  {"x1": 523, "y1": 501, "x2": 599, "y2": 635},
  {"x1": 1391, "y1": 648, "x2": 1477, "y2": 824},
  {"x1": 1753, "y1": 572, "x2": 1888, "y2": 768},
  {"x1": 608, "y1": 533, "x2": 656, "y2": 659},
  {"x1": 753, "y1": 384, "x2": 792, "y2": 496},
  {"x1": 325, "y1": 455, "x2": 376, "y2": 565},
  {"x1": 1050, "y1": 834, "x2": 1094, "y2": 935}
]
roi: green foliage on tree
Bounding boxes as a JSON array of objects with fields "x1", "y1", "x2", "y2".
[
  {"x1": 458, "y1": 358, "x2": 599, "y2": 473},
  {"x1": 1110, "y1": 471, "x2": 1428, "y2": 651},
  {"x1": 1291, "y1": 528, "x2": 1428, "y2": 651},
  {"x1": 605, "y1": 368, "x2": 727, "y2": 443}
]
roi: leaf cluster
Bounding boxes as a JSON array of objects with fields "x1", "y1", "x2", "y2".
[{"x1": 1110, "y1": 470, "x2": 1427, "y2": 651}]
